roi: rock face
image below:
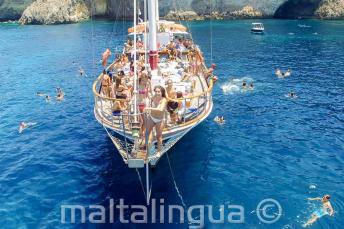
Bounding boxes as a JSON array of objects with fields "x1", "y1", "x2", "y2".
[
  {"x1": 274, "y1": 0, "x2": 322, "y2": 18},
  {"x1": 19, "y1": 0, "x2": 89, "y2": 24},
  {"x1": 226, "y1": 5, "x2": 263, "y2": 18},
  {"x1": 3, "y1": 0, "x2": 344, "y2": 24},
  {"x1": 316, "y1": 0, "x2": 344, "y2": 19},
  {"x1": 0, "y1": 0, "x2": 34, "y2": 21}
]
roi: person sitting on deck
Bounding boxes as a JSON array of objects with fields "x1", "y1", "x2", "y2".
[
  {"x1": 144, "y1": 86, "x2": 167, "y2": 152},
  {"x1": 205, "y1": 63, "x2": 216, "y2": 82},
  {"x1": 176, "y1": 91, "x2": 186, "y2": 123}
]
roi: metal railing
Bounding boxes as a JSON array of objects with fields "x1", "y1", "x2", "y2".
[{"x1": 93, "y1": 63, "x2": 215, "y2": 134}]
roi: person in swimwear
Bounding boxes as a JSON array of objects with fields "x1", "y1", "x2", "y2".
[
  {"x1": 214, "y1": 116, "x2": 225, "y2": 125},
  {"x1": 205, "y1": 63, "x2": 216, "y2": 83},
  {"x1": 303, "y1": 195, "x2": 334, "y2": 227},
  {"x1": 79, "y1": 68, "x2": 85, "y2": 76},
  {"x1": 137, "y1": 71, "x2": 152, "y2": 138},
  {"x1": 100, "y1": 70, "x2": 112, "y2": 97},
  {"x1": 165, "y1": 79, "x2": 178, "y2": 125},
  {"x1": 56, "y1": 91, "x2": 65, "y2": 101},
  {"x1": 45, "y1": 95, "x2": 51, "y2": 103},
  {"x1": 249, "y1": 83, "x2": 254, "y2": 90},
  {"x1": 287, "y1": 91, "x2": 297, "y2": 99},
  {"x1": 102, "y1": 48, "x2": 112, "y2": 68},
  {"x1": 19, "y1": 122, "x2": 37, "y2": 133},
  {"x1": 284, "y1": 68, "x2": 292, "y2": 77},
  {"x1": 276, "y1": 68, "x2": 283, "y2": 78},
  {"x1": 144, "y1": 86, "x2": 167, "y2": 152},
  {"x1": 242, "y1": 81, "x2": 247, "y2": 89}
]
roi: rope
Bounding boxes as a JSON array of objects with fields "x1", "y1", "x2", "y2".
[
  {"x1": 209, "y1": 0, "x2": 213, "y2": 63},
  {"x1": 166, "y1": 152, "x2": 186, "y2": 208},
  {"x1": 90, "y1": 0, "x2": 96, "y2": 75},
  {"x1": 136, "y1": 168, "x2": 147, "y2": 198}
]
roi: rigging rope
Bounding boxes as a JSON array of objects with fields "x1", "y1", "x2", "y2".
[
  {"x1": 136, "y1": 168, "x2": 147, "y2": 198},
  {"x1": 166, "y1": 152, "x2": 186, "y2": 208},
  {"x1": 209, "y1": 0, "x2": 213, "y2": 63},
  {"x1": 90, "y1": 0, "x2": 96, "y2": 75}
]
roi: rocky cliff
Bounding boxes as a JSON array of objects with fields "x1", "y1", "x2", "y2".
[
  {"x1": 2, "y1": 0, "x2": 344, "y2": 24},
  {"x1": 316, "y1": 0, "x2": 344, "y2": 19},
  {"x1": 274, "y1": 0, "x2": 322, "y2": 18},
  {"x1": 19, "y1": 0, "x2": 89, "y2": 24},
  {"x1": 0, "y1": 0, "x2": 34, "y2": 21}
]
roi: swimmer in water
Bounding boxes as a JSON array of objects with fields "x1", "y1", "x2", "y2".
[
  {"x1": 19, "y1": 122, "x2": 37, "y2": 133},
  {"x1": 242, "y1": 81, "x2": 247, "y2": 89},
  {"x1": 284, "y1": 69, "x2": 292, "y2": 77},
  {"x1": 45, "y1": 95, "x2": 51, "y2": 103},
  {"x1": 276, "y1": 68, "x2": 285, "y2": 78},
  {"x1": 303, "y1": 195, "x2": 334, "y2": 227},
  {"x1": 287, "y1": 92, "x2": 297, "y2": 99},
  {"x1": 56, "y1": 92, "x2": 64, "y2": 101},
  {"x1": 55, "y1": 88, "x2": 65, "y2": 101},
  {"x1": 214, "y1": 116, "x2": 225, "y2": 125},
  {"x1": 249, "y1": 83, "x2": 254, "y2": 90},
  {"x1": 79, "y1": 68, "x2": 86, "y2": 77}
]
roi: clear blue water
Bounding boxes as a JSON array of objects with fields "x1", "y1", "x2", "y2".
[{"x1": 0, "y1": 19, "x2": 343, "y2": 228}]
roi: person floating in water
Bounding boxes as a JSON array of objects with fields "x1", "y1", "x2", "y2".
[
  {"x1": 56, "y1": 88, "x2": 65, "y2": 101},
  {"x1": 79, "y1": 68, "x2": 85, "y2": 76},
  {"x1": 275, "y1": 68, "x2": 283, "y2": 78},
  {"x1": 102, "y1": 48, "x2": 112, "y2": 68},
  {"x1": 284, "y1": 69, "x2": 292, "y2": 77},
  {"x1": 249, "y1": 83, "x2": 254, "y2": 90},
  {"x1": 214, "y1": 116, "x2": 225, "y2": 125},
  {"x1": 242, "y1": 81, "x2": 247, "y2": 89},
  {"x1": 276, "y1": 68, "x2": 292, "y2": 78},
  {"x1": 287, "y1": 91, "x2": 297, "y2": 99},
  {"x1": 45, "y1": 95, "x2": 51, "y2": 103},
  {"x1": 303, "y1": 195, "x2": 334, "y2": 227},
  {"x1": 19, "y1": 122, "x2": 37, "y2": 133}
]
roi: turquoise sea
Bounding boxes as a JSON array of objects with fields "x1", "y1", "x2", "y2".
[{"x1": 0, "y1": 19, "x2": 344, "y2": 228}]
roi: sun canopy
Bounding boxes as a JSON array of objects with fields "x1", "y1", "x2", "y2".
[{"x1": 128, "y1": 21, "x2": 187, "y2": 34}]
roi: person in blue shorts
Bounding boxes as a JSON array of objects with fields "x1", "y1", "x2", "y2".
[{"x1": 303, "y1": 194, "x2": 334, "y2": 227}]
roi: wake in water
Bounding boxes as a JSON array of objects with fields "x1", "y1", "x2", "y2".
[
  {"x1": 221, "y1": 77, "x2": 254, "y2": 94},
  {"x1": 298, "y1": 24, "x2": 311, "y2": 28}
]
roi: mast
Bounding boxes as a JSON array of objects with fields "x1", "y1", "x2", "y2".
[
  {"x1": 133, "y1": 0, "x2": 138, "y2": 122},
  {"x1": 155, "y1": 0, "x2": 159, "y2": 22},
  {"x1": 148, "y1": 0, "x2": 158, "y2": 70}
]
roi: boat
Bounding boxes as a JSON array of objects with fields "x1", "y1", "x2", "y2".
[
  {"x1": 251, "y1": 23, "x2": 264, "y2": 34},
  {"x1": 92, "y1": 0, "x2": 216, "y2": 203}
]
